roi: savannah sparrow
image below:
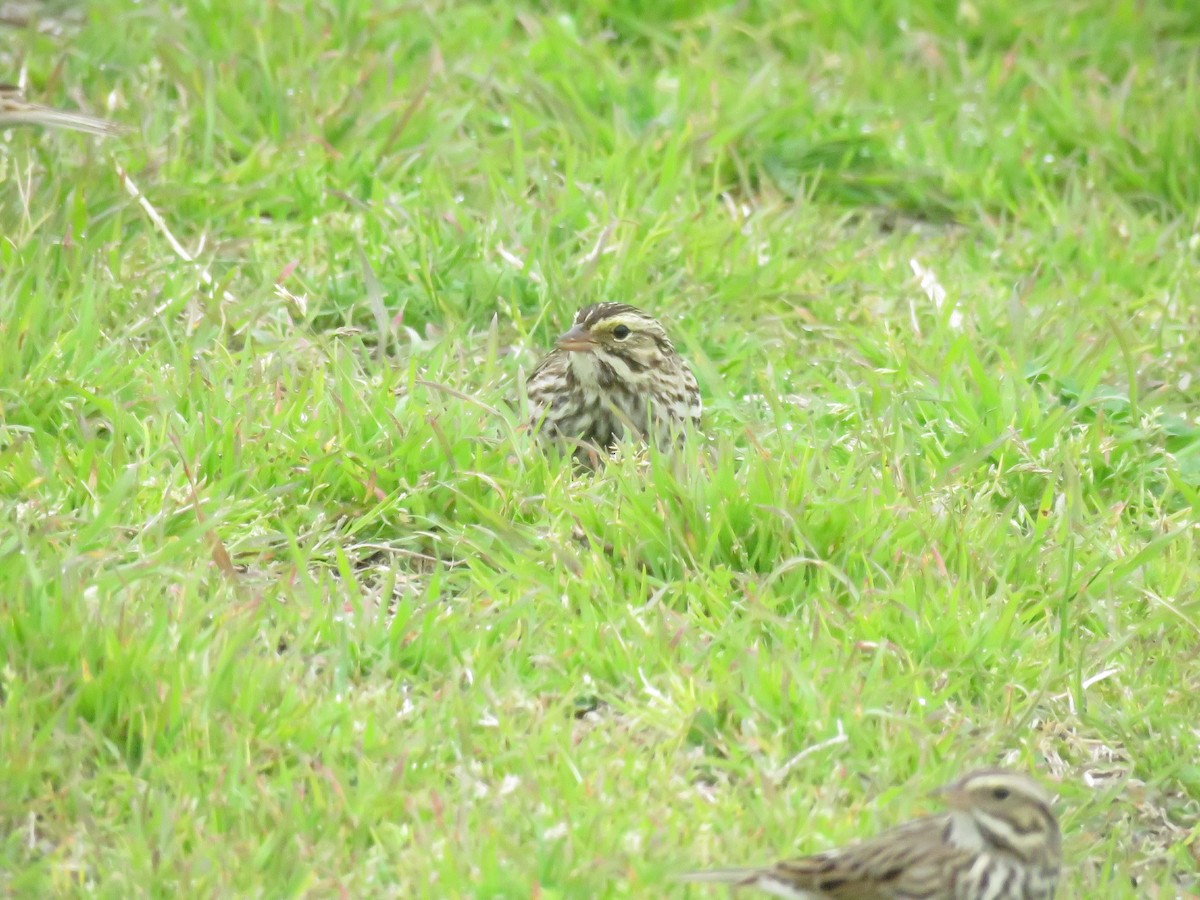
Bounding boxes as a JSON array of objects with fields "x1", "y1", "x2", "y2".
[
  {"x1": 679, "y1": 768, "x2": 1062, "y2": 899},
  {"x1": 526, "y1": 303, "x2": 701, "y2": 463},
  {"x1": 0, "y1": 83, "x2": 122, "y2": 136}
]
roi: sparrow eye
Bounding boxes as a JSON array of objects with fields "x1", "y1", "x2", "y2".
[
  {"x1": 992, "y1": 788, "x2": 1010, "y2": 800},
  {"x1": 612, "y1": 325, "x2": 631, "y2": 340}
]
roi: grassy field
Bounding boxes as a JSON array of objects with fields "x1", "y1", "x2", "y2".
[{"x1": 3, "y1": 0, "x2": 1200, "y2": 895}]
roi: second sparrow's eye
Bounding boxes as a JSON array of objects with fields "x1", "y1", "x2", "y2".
[
  {"x1": 992, "y1": 788, "x2": 1010, "y2": 800},
  {"x1": 612, "y1": 325, "x2": 631, "y2": 339}
]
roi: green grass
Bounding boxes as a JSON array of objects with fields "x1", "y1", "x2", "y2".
[{"x1": 3, "y1": 0, "x2": 1200, "y2": 895}]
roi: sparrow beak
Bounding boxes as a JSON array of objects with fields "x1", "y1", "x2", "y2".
[
  {"x1": 556, "y1": 324, "x2": 597, "y2": 353},
  {"x1": 930, "y1": 782, "x2": 971, "y2": 811}
]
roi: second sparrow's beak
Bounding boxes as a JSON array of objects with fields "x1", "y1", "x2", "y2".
[{"x1": 556, "y1": 324, "x2": 598, "y2": 353}]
